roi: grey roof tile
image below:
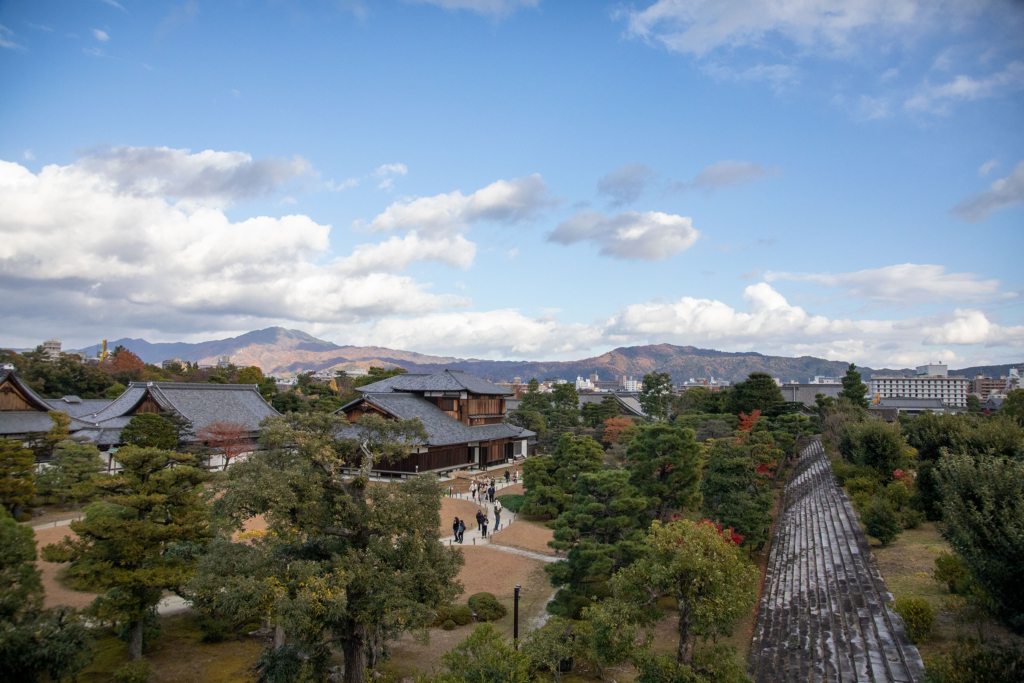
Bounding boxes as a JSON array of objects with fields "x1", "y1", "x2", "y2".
[{"x1": 356, "y1": 369, "x2": 512, "y2": 396}]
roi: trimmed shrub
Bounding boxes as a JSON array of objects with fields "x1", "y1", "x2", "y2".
[
  {"x1": 497, "y1": 494, "x2": 525, "y2": 513},
  {"x1": 934, "y1": 552, "x2": 972, "y2": 595},
  {"x1": 197, "y1": 615, "x2": 232, "y2": 643},
  {"x1": 468, "y1": 592, "x2": 508, "y2": 622},
  {"x1": 900, "y1": 508, "x2": 925, "y2": 530},
  {"x1": 852, "y1": 491, "x2": 873, "y2": 513},
  {"x1": 863, "y1": 495, "x2": 902, "y2": 546},
  {"x1": 893, "y1": 597, "x2": 934, "y2": 644},
  {"x1": 846, "y1": 476, "x2": 877, "y2": 497},
  {"x1": 435, "y1": 604, "x2": 474, "y2": 627},
  {"x1": 114, "y1": 659, "x2": 154, "y2": 683},
  {"x1": 924, "y1": 639, "x2": 1024, "y2": 683},
  {"x1": 442, "y1": 619, "x2": 456, "y2": 631},
  {"x1": 16, "y1": 512, "x2": 32, "y2": 523},
  {"x1": 885, "y1": 480, "x2": 911, "y2": 509}
]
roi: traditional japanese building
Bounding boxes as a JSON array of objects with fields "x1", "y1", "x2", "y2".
[
  {"x1": 0, "y1": 367, "x2": 95, "y2": 442},
  {"x1": 337, "y1": 369, "x2": 534, "y2": 475}
]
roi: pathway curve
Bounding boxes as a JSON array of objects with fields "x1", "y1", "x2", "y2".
[{"x1": 748, "y1": 438, "x2": 925, "y2": 683}]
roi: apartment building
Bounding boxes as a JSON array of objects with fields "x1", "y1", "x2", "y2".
[{"x1": 869, "y1": 364, "x2": 968, "y2": 407}]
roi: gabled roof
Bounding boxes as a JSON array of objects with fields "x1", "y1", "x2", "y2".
[
  {"x1": 0, "y1": 369, "x2": 95, "y2": 436},
  {"x1": 577, "y1": 391, "x2": 648, "y2": 418},
  {"x1": 77, "y1": 382, "x2": 280, "y2": 444},
  {"x1": 340, "y1": 392, "x2": 533, "y2": 447},
  {"x1": 356, "y1": 369, "x2": 512, "y2": 396},
  {"x1": 45, "y1": 396, "x2": 115, "y2": 418}
]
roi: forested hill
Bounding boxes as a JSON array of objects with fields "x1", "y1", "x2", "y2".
[{"x1": 64, "y1": 329, "x2": 1021, "y2": 385}]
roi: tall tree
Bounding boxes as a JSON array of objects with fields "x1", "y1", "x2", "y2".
[
  {"x1": 521, "y1": 434, "x2": 603, "y2": 518},
  {"x1": 0, "y1": 439, "x2": 36, "y2": 519},
  {"x1": 42, "y1": 446, "x2": 211, "y2": 662},
  {"x1": 625, "y1": 424, "x2": 702, "y2": 522},
  {"x1": 936, "y1": 452, "x2": 1024, "y2": 633},
  {"x1": 639, "y1": 372, "x2": 674, "y2": 421},
  {"x1": 44, "y1": 411, "x2": 72, "y2": 456},
  {"x1": 235, "y1": 366, "x2": 265, "y2": 385},
  {"x1": 0, "y1": 508, "x2": 93, "y2": 683},
  {"x1": 549, "y1": 383, "x2": 580, "y2": 429},
  {"x1": 700, "y1": 440, "x2": 774, "y2": 549},
  {"x1": 838, "y1": 363, "x2": 870, "y2": 410},
  {"x1": 609, "y1": 520, "x2": 758, "y2": 666},
  {"x1": 197, "y1": 422, "x2": 251, "y2": 469},
  {"x1": 546, "y1": 469, "x2": 651, "y2": 618},
  {"x1": 120, "y1": 413, "x2": 179, "y2": 450},
  {"x1": 35, "y1": 442, "x2": 104, "y2": 507},
  {"x1": 206, "y1": 412, "x2": 463, "y2": 683},
  {"x1": 726, "y1": 372, "x2": 784, "y2": 416}
]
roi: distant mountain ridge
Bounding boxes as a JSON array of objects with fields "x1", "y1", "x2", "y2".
[{"x1": 62, "y1": 327, "x2": 1024, "y2": 385}]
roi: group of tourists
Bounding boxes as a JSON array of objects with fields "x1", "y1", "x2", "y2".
[
  {"x1": 449, "y1": 468, "x2": 519, "y2": 544},
  {"x1": 468, "y1": 468, "x2": 518, "y2": 504}
]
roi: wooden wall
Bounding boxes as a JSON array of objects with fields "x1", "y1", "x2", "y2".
[
  {"x1": 0, "y1": 381, "x2": 36, "y2": 411},
  {"x1": 386, "y1": 445, "x2": 472, "y2": 473},
  {"x1": 133, "y1": 395, "x2": 162, "y2": 414}
]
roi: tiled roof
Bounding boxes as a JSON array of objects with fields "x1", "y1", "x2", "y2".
[
  {"x1": 45, "y1": 397, "x2": 115, "y2": 418},
  {"x1": 78, "y1": 382, "x2": 279, "y2": 444},
  {"x1": 0, "y1": 369, "x2": 94, "y2": 435},
  {"x1": 356, "y1": 369, "x2": 512, "y2": 396},
  {"x1": 342, "y1": 392, "x2": 533, "y2": 447}
]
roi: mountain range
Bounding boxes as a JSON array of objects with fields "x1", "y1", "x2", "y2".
[{"x1": 64, "y1": 328, "x2": 1023, "y2": 385}]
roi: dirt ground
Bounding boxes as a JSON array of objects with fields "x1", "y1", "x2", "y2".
[
  {"x1": 32, "y1": 524, "x2": 97, "y2": 610},
  {"x1": 440, "y1": 498, "x2": 484, "y2": 535},
  {"x1": 381, "y1": 545, "x2": 554, "y2": 679},
  {"x1": 490, "y1": 519, "x2": 557, "y2": 556}
]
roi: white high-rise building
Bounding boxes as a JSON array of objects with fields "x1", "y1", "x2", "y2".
[
  {"x1": 42, "y1": 339, "x2": 61, "y2": 360},
  {"x1": 869, "y1": 364, "x2": 968, "y2": 407}
]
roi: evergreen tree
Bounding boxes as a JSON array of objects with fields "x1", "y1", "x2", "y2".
[
  {"x1": 838, "y1": 419, "x2": 908, "y2": 480},
  {"x1": 120, "y1": 413, "x2": 178, "y2": 450},
  {"x1": 546, "y1": 469, "x2": 651, "y2": 618},
  {"x1": 625, "y1": 424, "x2": 702, "y2": 522},
  {"x1": 700, "y1": 440, "x2": 774, "y2": 549},
  {"x1": 42, "y1": 446, "x2": 211, "y2": 662},
  {"x1": 421, "y1": 624, "x2": 533, "y2": 683},
  {"x1": 36, "y1": 442, "x2": 104, "y2": 507},
  {"x1": 726, "y1": 372, "x2": 784, "y2": 416},
  {"x1": 838, "y1": 363, "x2": 870, "y2": 410},
  {"x1": 862, "y1": 495, "x2": 901, "y2": 547},
  {"x1": 0, "y1": 438, "x2": 36, "y2": 519},
  {"x1": 44, "y1": 411, "x2": 72, "y2": 456},
  {"x1": 549, "y1": 383, "x2": 580, "y2": 429},
  {"x1": 0, "y1": 508, "x2": 93, "y2": 682},
  {"x1": 639, "y1": 372, "x2": 674, "y2": 421},
  {"x1": 609, "y1": 520, "x2": 758, "y2": 666},
  {"x1": 521, "y1": 434, "x2": 603, "y2": 518},
  {"x1": 204, "y1": 412, "x2": 463, "y2": 683}
]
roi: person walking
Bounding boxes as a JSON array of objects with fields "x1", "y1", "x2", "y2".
[
  {"x1": 452, "y1": 517, "x2": 460, "y2": 540},
  {"x1": 488, "y1": 484, "x2": 496, "y2": 503},
  {"x1": 494, "y1": 500, "x2": 502, "y2": 529},
  {"x1": 470, "y1": 481, "x2": 476, "y2": 502},
  {"x1": 458, "y1": 518, "x2": 466, "y2": 543},
  {"x1": 504, "y1": 468, "x2": 510, "y2": 484}
]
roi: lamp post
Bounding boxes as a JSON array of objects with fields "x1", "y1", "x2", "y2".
[{"x1": 514, "y1": 584, "x2": 521, "y2": 649}]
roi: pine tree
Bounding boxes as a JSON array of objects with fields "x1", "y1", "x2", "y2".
[
  {"x1": 0, "y1": 508, "x2": 93, "y2": 682},
  {"x1": 838, "y1": 363, "x2": 870, "y2": 410},
  {"x1": 726, "y1": 372, "x2": 784, "y2": 416},
  {"x1": 0, "y1": 438, "x2": 36, "y2": 519},
  {"x1": 42, "y1": 446, "x2": 211, "y2": 662},
  {"x1": 625, "y1": 424, "x2": 702, "y2": 522},
  {"x1": 44, "y1": 411, "x2": 72, "y2": 456},
  {"x1": 36, "y1": 442, "x2": 104, "y2": 507},
  {"x1": 700, "y1": 440, "x2": 774, "y2": 549},
  {"x1": 546, "y1": 469, "x2": 651, "y2": 618},
  {"x1": 520, "y1": 434, "x2": 604, "y2": 518},
  {"x1": 639, "y1": 372, "x2": 674, "y2": 420},
  {"x1": 120, "y1": 413, "x2": 179, "y2": 450},
  {"x1": 203, "y1": 412, "x2": 464, "y2": 683}
]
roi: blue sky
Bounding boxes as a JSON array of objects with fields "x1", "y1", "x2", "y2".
[{"x1": 1, "y1": 0, "x2": 1022, "y2": 367}]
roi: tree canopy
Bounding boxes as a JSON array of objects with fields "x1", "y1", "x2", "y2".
[
  {"x1": 639, "y1": 372, "x2": 674, "y2": 421},
  {"x1": 625, "y1": 424, "x2": 702, "y2": 522},
  {"x1": 726, "y1": 372, "x2": 784, "y2": 416},
  {"x1": 838, "y1": 364, "x2": 869, "y2": 410},
  {"x1": 120, "y1": 413, "x2": 179, "y2": 450}
]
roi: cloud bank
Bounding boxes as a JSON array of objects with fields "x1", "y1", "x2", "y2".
[{"x1": 548, "y1": 210, "x2": 700, "y2": 261}]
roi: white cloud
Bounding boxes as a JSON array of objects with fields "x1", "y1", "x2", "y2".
[
  {"x1": 548, "y1": 210, "x2": 700, "y2": 261},
  {"x1": 978, "y1": 159, "x2": 998, "y2": 177},
  {"x1": 375, "y1": 162, "x2": 408, "y2": 190},
  {"x1": 328, "y1": 177, "x2": 360, "y2": 191},
  {"x1": 507, "y1": 247, "x2": 519, "y2": 260},
  {"x1": 97, "y1": 0, "x2": 126, "y2": 10},
  {"x1": 905, "y1": 61, "x2": 1024, "y2": 114},
  {"x1": 621, "y1": 0, "x2": 981, "y2": 57},
  {"x1": 701, "y1": 63, "x2": 799, "y2": 90},
  {"x1": 0, "y1": 157, "x2": 464, "y2": 335},
  {"x1": 673, "y1": 160, "x2": 778, "y2": 192},
  {"x1": 404, "y1": 0, "x2": 537, "y2": 17},
  {"x1": 880, "y1": 68, "x2": 899, "y2": 81},
  {"x1": 83, "y1": 47, "x2": 103, "y2": 57},
  {"x1": 951, "y1": 160, "x2": 1024, "y2": 223},
  {"x1": 93, "y1": 29, "x2": 109, "y2": 42},
  {"x1": 597, "y1": 163, "x2": 657, "y2": 206},
  {"x1": 22, "y1": 150, "x2": 34, "y2": 161},
  {"x1": 338, "y1": 231, "x2": 476, "y2": 275},
  {"x1": 856, "y1": 95, "x2": 890, "y2": 120},
  {"x1": 74, "y1": 145, "x2": 313, "y2": 207},
  {"x1": 765, "y1": 264, "x2": 1003, "y2": 303},
  {"x1": 1, "y1": 24, "x2": 24, "y2": 50},
  {"x1": 358, "y1": 174, "x2": 552, "y2": 237}
]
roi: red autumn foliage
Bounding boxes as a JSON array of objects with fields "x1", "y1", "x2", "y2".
[
  {"x1": 197, "y1": 422, "x2": 251, "y2": 468},
  {"x1": 602, "y1": 416, "x2": 636, "y2": 445},
  {"x1": 699, "y1": 519, "x2": 744, "y2": 546},
  {"x1": 737, "y1": 409, "x2": 762, "y2": 432},
  {"x1": 755, "y1": 463, "x2": 770, "y2": 475},
  {"x1": 109, "y1": 348, "x2": 145, "y2": 372},
  {"x1": 893, "y1": 468, "x2": 914, "y2": 482}
]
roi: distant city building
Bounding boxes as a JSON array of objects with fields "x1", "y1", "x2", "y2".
[
  {"x1": 1007, "y1": 368, "x2": 1021, "y2": 392},
  {"x1": 216, "y1": 355, "x2": 232, "y2": 369},
  {"x1": 969, "y1": 374, "x2": 1008, "y2": 400},
  {"x1": 810, "y1": 376, "x2": 843, "y2": 384},
  {"x1": 42, "y1": 338, "x2": 61, "y2": 360},
  {"x1": 575, "y1": 376, "x2": 594, "y2": 391},
  {"x1": 161, "y1": 358, "x2": 184, "y2": 370},
  {"x1": 869, "y1": 364, "x2": 968, "y2": 407},
  {"x1": 681, "y1": 377, "x2": 727, "y2": 390},
  {"x1": 781, "y1": 382, "x2": 844, "y2": 407}
]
